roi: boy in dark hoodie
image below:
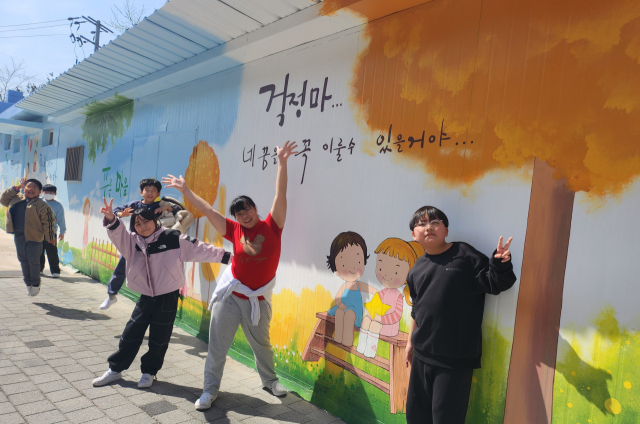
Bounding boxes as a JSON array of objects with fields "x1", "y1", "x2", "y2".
[{"x1": 404, "y1": 206, "x2": 515, "y2": 424}]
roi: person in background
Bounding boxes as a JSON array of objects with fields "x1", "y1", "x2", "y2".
[
  {"x1": 99, "y1": 178, "x2": 178, "y2": 310},
  {"x1": 40, "y1": 184, "x2": 66, "y2": 278},
  {"x1": 0, "y1": 177, "x2": 56, "y2": 297}
]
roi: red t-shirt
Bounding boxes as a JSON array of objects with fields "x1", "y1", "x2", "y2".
[{"x1": 224, "y1": 213, "x2": 283, "y2": 299}]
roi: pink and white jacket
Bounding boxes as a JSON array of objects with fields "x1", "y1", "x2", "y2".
[{"x1": 104, "y1": 217, "x2": 231, "y2": 297}]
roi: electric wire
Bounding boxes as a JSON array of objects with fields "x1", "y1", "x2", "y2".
[
  {"x1": 0, "y1": 24, "x2": 69, "y2": 33},
  {"x1": 0, "y1": 19, "x2": 68, "y2": 28},
  {"x1": 0, "y1": 33, "x2": 91, "y2": 39}
]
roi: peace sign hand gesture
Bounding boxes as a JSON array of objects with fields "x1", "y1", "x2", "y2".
[
  {"x1": 100, "y1": 198, "x2": 116, "y2": 223},
  {"x1": 276, "y1": 140, "x2": 299, "y2": 163},
  {"x1": 494, "y1": 236, "x2": 513, "y2": 263}
]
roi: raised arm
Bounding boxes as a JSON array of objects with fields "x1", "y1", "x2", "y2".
[
  {"x1": 467, "y1": 237, "x2": 516, "y2": 295},
  {"x1": 100, "y1": 198, "x2": 137, "y2": 261},
  {"x1": 270, "y1": 140, "x2": 299, "y2": 229},
  {"x1": 162, "y1": 174, "x2": 227, "y2": 236},
  {"x1": 178, "y1": 235, "x2": 231, "y2": 264}
]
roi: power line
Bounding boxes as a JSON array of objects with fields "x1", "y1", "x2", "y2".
[
  {"x1": 0, "y1": 24, "x2": 69, "y2": 33},
  {"x1": 0, "y1": 33, "x2": 90, "y2": 39},
  {"x1": 0, "y1": 19, "x2": 68, "y2": 28}
]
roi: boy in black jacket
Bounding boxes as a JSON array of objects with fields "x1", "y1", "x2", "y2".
[{"x1": 404, "y1": 206, "x2": 515, "y2": 424}]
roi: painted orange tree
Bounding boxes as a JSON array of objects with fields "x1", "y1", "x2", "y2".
[
  {"x1": 324, "y1": 0, "x2": 640, "y2": 422},
  {"x1": 183, "y1": 140, "x2": 220, "y2": 300}
]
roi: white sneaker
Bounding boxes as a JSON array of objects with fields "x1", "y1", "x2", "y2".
[
  {"x1": 195, "y1": 392, "x2": 217, "y2": 410},
  {"x1": 51, "y1": 273, "x2": 60, "y2": 278},
  {"x1": 92, "y1": 369, "x2": 122, "y2": 387},
  {"x1": 31, "y1": 286, "x2": 40, "y2": 297},
  {"x1": 99, "y1": 296, "x2": 117, "y2": 310},
  {"x1": 138, "y1": 373, "x2": 155, "y2": 388},
  {"x1": 264, "y1": 381, "x2": 287, "y2": 397},
  {"x1": 27, "y1": 286, "x2": 32, "y2": 296}
]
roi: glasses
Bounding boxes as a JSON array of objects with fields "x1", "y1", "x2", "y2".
[{"x1": 415, "y1": 220, "x2": 444, "y2": 230}]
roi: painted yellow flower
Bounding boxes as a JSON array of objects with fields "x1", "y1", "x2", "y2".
[{"x1": 604, "y1": 398, "x2": 621, "y2": 414}]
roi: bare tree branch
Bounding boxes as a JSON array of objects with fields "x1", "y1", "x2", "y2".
[
  {"x1": 0, "y1": 58, "x2": 36, "y2": 103},
  {"x1": 109, "y1": 0, "x2": 148, "y2": 34}
]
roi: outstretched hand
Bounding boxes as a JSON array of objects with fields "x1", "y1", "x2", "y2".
[
  {"x1": 276, "y1": 140, "x2": 299, "y2": 163},
  {"x1": 19, "y1": 177, "x2": 26, "y2": 188},
  {"x1": 162, "y1": 174, "x2": 188, "y2": 193},
  {"x1": 494, "y1": 236, "x2": 513, "y2": 263},
  {"x1": 100, "y1": 198, "x2": 115, "y2": 223},
  {"x1": 119, "y1": 207, "x2": 134, "y2": 217}
]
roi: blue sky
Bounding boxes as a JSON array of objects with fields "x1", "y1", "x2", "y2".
[{"x1": 1, "y1": 0, "x2": 167, "y2": 87}]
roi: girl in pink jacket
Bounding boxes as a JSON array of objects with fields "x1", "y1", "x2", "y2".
[{"x1": 92, "y1": 198, "x2": 230, "y2": 389}]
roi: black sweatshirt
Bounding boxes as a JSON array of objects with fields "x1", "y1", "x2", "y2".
[{"x1": 407, "y1": 242, "x2": 516, "y2": 369}]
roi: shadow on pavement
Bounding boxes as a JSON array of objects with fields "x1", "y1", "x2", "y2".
[
  {"x1": 168, "y1": 331, "x2": 208, "y2": 358},
  {"x1": 33, "y1": 302, "x2": 111, "y2": 320}
]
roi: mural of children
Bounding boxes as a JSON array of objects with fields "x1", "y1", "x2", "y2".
[
  {"x1": 82, "y1": 198, "x2": 93, "y2": 259},
  {"x1": 326, "y1": 231, "x2": 377, "y2": 347},
  {"x1": 357, "y1": 238, "x2": 424, "y2": 358}
]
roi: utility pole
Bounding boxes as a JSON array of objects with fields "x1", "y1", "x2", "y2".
[{"x1": 68, "y1": 16, "x2": 113, "y2": 52}]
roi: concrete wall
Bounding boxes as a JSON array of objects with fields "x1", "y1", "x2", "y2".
[{"x1": 1, "y1": 1, "x2": 640, "y2": 423}]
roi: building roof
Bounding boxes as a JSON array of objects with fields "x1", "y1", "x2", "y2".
[{"x1": 17, "y1": 0, "x2": 338, "y2": 119}]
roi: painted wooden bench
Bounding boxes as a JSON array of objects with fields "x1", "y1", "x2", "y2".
[{"x1": 302, "y1": 312, "x2": 410, "y2": 414}]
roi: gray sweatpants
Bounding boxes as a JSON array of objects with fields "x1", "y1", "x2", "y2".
[
  {"x1": 14, "y1": 235, "x2": 43, "y2": 287},
  {"x1": 203, "y1": 294, "x2": 278, "y2": 394}
]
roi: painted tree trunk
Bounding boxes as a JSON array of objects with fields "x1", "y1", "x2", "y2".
[{"x1": 503, "y1": 158, "x2": 575, "y2": 423}]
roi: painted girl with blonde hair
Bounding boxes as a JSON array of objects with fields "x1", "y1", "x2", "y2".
[{"x1": 357, "y1": 238, "x2": 424, "y2": 358}]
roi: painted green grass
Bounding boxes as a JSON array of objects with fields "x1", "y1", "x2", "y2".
[
  {"x1": 0, "y1": 206, "x2": 5, "y2": 231},
  {"x1": 63, "y1": 242, "x2": 512, "y2": 424},
  {"x1": 466, "y1": 324, "x2": 511, "y2": 424},
  {"x1": 552, "y1": 305, "x2": 640, "y2": 423}
]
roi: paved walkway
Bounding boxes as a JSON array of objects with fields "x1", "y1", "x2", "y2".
[{"x1": 0, "y1": 230, "x2": 344, "y2": 424}]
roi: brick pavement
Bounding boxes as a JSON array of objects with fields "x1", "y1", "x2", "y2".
[{"x1": 0, "y1": 230, "x2": 344, "y2": 424}]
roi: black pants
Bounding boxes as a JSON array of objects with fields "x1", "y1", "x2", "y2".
[
  {"x1": 108, "y1": 290, "x2": 179, "y2": 375},
  {"x1": 40, "y1": 235, "x2": 60, "y2": 274},
  {"x1": 14, "y1": 235, "x2": 43, "y2": 287},
  {"x1": 406, "y1": 356, "x2": 474, "y2": 424},
  {"x1": 107, "y1": 256, "x2": 126, "y2": 295}
]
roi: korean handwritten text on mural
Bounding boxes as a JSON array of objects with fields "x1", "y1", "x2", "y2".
[
  {"x1": 259, "y1": 74, "x2": 336, "y2": 127},
  {"x1": 242, "y1": 137, "x2": 356, "y2": 185},
  {"x1": 376, "y1": 120, "x2": 472, "y2": 154},
  {"x1": 101, "y1": 167, "x2": 128, "y2": 199}
]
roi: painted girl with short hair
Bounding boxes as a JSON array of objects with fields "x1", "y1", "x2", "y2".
[{"x1": 326, "y1": 231, "x2": 377, "y2": 347}]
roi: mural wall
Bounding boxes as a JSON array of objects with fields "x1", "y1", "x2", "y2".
[{"x1": 1, "y1": 0, "x2": 639, "y2": 423}]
